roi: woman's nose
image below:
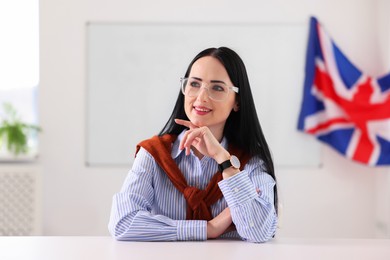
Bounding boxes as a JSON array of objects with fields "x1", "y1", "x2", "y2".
[{"x1": 196, "y1": 86, "x2": 209, "y2": 102}]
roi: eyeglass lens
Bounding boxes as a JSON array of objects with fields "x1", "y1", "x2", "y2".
[{"x1": 181, "y1": 78, "x2": 229, "y2": 101}]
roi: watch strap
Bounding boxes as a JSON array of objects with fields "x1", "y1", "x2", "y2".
[{"x1": 218, "y1": 159, "x2": 232, "y2": 172}]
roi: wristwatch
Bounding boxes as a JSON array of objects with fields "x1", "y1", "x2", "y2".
[{"x1": 218, "y1": 155, "x2": 241, "y2": 172}]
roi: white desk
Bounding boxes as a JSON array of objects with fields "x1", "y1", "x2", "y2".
[{"x1": 0, "y1": 236, "x2": 389, "y2": 260}]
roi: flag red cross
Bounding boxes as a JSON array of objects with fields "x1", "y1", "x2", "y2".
[{"x1": 308, "y1": 67, "x2": 390, "y2": 163}]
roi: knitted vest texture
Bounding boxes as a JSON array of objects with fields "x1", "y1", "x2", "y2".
[{"x1": 136, "y1": 134, "x2": 250, "y2": 220}]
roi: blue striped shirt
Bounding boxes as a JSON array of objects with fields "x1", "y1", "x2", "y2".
[{"x1": 108, "y1": 131, "x2": 277, "y2": 242}]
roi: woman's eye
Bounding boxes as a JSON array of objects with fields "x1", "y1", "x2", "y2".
[
  {"x1": 212, "y1": 85, "x2": 225, "y2": 92},
  {"x1": 190, "y1": 81, "x2": 201, "y2": 88}
]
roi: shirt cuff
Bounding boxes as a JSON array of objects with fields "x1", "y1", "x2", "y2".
[
  {"x1": 176, "y1": 220, "x2": 207, "y2": 241},
  {"x1": 218, "y1": 171, "x2": 258, "y2": 208}
]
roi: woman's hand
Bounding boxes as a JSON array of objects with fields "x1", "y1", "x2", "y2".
[
  {"x1": 174, "y1": 119, "x2": 230, "y2": 163},
  {"x1": 207, "y1": 207, "x2": 234, "y2": 239}
]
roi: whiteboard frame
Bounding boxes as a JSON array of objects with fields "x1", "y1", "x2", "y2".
[{"x1": 86, "y1": 22, "x2": 322, "y2": 168}]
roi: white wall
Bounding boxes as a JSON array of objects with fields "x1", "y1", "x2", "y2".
[
  {"x1": 373, "y1": 0, "x2": 390, "y2": 238},
  {"x1": 39, "y1": 0, "x2": 390, "y2": 237}
]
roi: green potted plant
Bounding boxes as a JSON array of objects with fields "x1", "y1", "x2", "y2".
[{"x1": 0, "y1": 102, "x2": 41, "y2": 158}]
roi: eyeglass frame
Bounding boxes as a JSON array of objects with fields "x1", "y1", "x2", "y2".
[{"x1": 180, "y1": 77, "x2": 239, "y2": 102}]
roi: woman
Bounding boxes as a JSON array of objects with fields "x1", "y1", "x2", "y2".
[{"x1": 108, "y1": 47, "x2": 278, "y2": 242}]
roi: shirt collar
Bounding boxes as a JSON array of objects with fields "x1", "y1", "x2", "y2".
[{"x1": 171, "y1": 130, "x2": 228, "y2": 159}]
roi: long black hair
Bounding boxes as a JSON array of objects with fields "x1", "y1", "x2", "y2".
[{"x1": 159, "y1": 47, "x2": 278, "y2": 213}]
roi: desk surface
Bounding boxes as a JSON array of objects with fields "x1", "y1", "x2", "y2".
[{"x1": 0, "y1": 236, "x2": 390, "y2": 260}]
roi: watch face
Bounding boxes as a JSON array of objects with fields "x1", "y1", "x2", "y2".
[{"x1": 231, "y1": 155, "x2": 241, "y2": 169}]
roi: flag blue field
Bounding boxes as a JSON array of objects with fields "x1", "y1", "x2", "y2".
[{"x1": 298, "y1": 17, "x2": 390, "y2": 166}]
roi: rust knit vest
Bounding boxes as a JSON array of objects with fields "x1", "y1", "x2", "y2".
[{"x1": 136, "y1": 134, "x2": 251, "y2": 221}]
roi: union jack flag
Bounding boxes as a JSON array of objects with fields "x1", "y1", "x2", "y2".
[{"x1": 298, "y1": 17, "x2": 390, "y2": 166}]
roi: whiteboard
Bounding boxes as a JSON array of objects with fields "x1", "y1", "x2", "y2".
[{"x1": 86, "y1": 23, "x2": 321, "y2": 167}]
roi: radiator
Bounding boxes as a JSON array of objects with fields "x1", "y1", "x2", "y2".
[{"x1": 0, "y1": 165, "x2": 41, "y2": 235}]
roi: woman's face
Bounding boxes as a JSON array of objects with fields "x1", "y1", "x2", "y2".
[{"x1": 184, "y1": 56, "x2": 238, "y2": 137}]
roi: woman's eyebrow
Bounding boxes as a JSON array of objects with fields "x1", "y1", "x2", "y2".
[
  {"x1": 190, "y1": 77, "x2": 226, "y2": 84},
  {"x1": 210, "y1": 80, "x2": 226, "y2": 84},
  {"x1": 190, "y1": 76, "x2": 203, "y2": 81}
]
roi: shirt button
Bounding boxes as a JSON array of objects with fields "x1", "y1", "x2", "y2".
[
  {"x1": 233, "y1": 188, "x2": 239, "y2": 193},
  {"x1": 250, "y1": 222, "x2": 255, "y2": 227}
]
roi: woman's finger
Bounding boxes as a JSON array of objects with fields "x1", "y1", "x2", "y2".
[
  {"x1": 179, "y1": 129, "x2": 191, "y2": 151},
  {"x1": 174, "y1": 119, "x2": 198, "y2": 129},
  {"x1": 179, "y1": 129, "x2": 196, "y2": 156},
  {"x1": 183, "y1": 129, "x2": 203, "y2": 149}
]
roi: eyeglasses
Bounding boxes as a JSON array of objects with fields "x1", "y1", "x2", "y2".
[{"x1": 180, "y1": 77, "x2": 239, "y2": 102}]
